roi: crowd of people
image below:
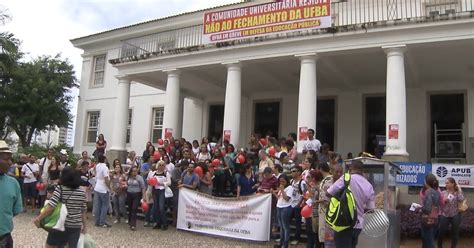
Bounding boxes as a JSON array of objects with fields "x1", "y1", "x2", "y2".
[{"x1": 0, "y1": 126, "x2": 468, "y2": 248}]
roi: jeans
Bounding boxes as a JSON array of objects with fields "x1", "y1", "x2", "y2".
[
  {"x1": 93, "y1": 191, "x2": 110, "y2": 226},
  {"x1": 305, "y1": 217, "x2": 320, "y2": 248},
  {"x1": 421, "y1": 224, "x2": 436, "y2": 248},
  {"x1": 153, "y1": 188, "x2": 167, "y2": 227},
  {"x1": 292, "y1": 206, "x2": 302, "y2": 241},
  {"x1": 334, "y1": 228, "x2": 362, "y2": 248},
  {"x1": 145, "y1": 203, "x2": 155, "y2": 223},
  {"x1": 438, "y1": 214, "x2": 461, "y2": 248},
  {"x1": 112, "y1": 192, "x2": 127, "y2": 221},
  {"x1": 278, "y1": 206, "x2": 292, "y2": 248},
  {"x1": 127, "y1": 192, "x2": 142, "y2": 228}
]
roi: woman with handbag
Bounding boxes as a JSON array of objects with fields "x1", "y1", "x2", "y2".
[
  {"x1": 438, "y1": 177, "x2": 466, "y2": 248},
  {"x1": 420, "y1": 174, "x2": 441, "y2": 248},
  {"x1": 34, "y1": 167, "x2": 86, "y2": 248}
]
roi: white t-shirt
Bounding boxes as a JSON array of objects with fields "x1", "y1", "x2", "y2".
[
  {"x1": 277, "y1": 185, "x2": 294, "y2": 208},
  {"x1": 39, "y1": 157, "x2": 52, "y2": 181},
  {"x1": 22, "y1": 163, "x2": 39, "y2": 183},
  {"x1": 290, "y1": 178, "x2": 308, "y2": 208},
  {"x1": 165, "y1": 162, "x2": 175, "y2": 175},
  {"x1": 303, "y1": 138, "x2": 322, "y2": 152},
  {"x1": 94, "y1": 163, "x2": 110, "y2": 193}
]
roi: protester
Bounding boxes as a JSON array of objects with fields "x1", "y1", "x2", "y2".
[
  {"x1": 126, "y1": 151, "x2": 139, "y2": 172},
  {"x1": 34, "y1": 167, "x2": 87, "y2": 248},
  {"x1": 318, "y1": 144, "x2": 330, "y2": 164},
  {"x1": 150, "y1": 160, "x2": 171, "y2": 230},
  {"x1": 93, "y1": 154, "x2": 112, "y2": 228},
  {"x1": 327, "y1": 160, "x2": 375, "y2": 248},
  {"x1": 305, "y1": 169, "x2": 324, "y2": 248},
  {"x1": 111, "y1": 160, "x2": 127, "y2": 224},
  {"x1": 77, "y1": 151, "x2": 91, "y2": 168},
  {"x1": 59, "y1": 153, "x2": 70, "y2": 169},
  {"x1": 0, "y1": 140, "x2": 23, "y2": 248},
  {"x1": 196, "y1": 143, "x2": 211, "y2": 162},
  {"x1": 95, "y1": 134, "x2": 107, "y2": 159},
  {"x1": 141, "y1": 156, "x2": 153, "y2": 182},
  {"x1": 289, "y1": 165, "x2": 307, "y2": 245},
  {"x1": 286, "y1": 140, "x2": 298, "y2": 162},
  {"x1": 39, "y1": 149, "x2": 55, "y2": 206},
  {"x1": 212, "y1": 150, "x2": 227, "y2": 197},
  {"x1": 197, "y1": 162, "x2": 213, "y2": 195},
  {"x1": 273, "y1": 174, "x2": 293, "y2": 248},
  {"x1": 179, "y1": 162, "x2": 199, "y2": 190},
  {"x1": 438, "y1": 177, "x2": 465, "y2": 248},
  {"x1": 258, "y1": 150, "x2": 274, "y2": 175},
  {"x1": 142, "y1": 142, "x2": 154, "y2": 164},
  {"x1": 280, "y1": 152, "x2": 294, "y2": 176},
  {"x1": 236, "y1": 164, "x2": 257, "y2": 197},
  {"x1": 302, "y1": 129, "x2": 321, "y2": 154},
  {"x1": 126, "y1": 167, "x2": 146, "y2": 230},
  {"x1": 21, "y1": 155, "x2": 39, "y2": 212},
  {"x1": 316, "y1": 162, "x2": 336, "y2": 247},
  {"x1": 47, "y1": 156, "x2": 61, "y2": 185}
]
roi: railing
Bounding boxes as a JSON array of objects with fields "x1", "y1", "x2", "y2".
[{"x1": 114, "y1": 0, "x2": 473, "y2": 61}]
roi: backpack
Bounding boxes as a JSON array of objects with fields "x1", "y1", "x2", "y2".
[{"x1": 325, "y1": 173, "x2": 357, "y2": 232}]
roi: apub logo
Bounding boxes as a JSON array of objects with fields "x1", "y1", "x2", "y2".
[{"x1": 436, "y1": 166, "x2": 448, "y2": 178}]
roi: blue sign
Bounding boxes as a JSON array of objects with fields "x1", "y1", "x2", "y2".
[{"x1": 394, "y1": 162, "x2": 432, "y2": 186}]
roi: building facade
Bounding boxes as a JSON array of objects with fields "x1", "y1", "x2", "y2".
[{"x1": 71, "y1": 0, "x2": 474, "y2": 165}]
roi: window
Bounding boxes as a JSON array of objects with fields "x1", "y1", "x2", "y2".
[
  {"x1": 151, "y1": 108, "x2": 164, "y2": 142},
  {"x1": 92, "y1": 55, "x2": 106, "y2": 87},
  {"x1": 126, "y1": 109, "x2": 132, "y2": 144},
  {"x1": 86, "y1": 111, "x2": 100, "y2": 143}
]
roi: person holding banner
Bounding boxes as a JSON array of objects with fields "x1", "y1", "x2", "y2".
[
  {"x1": 438, "y1": 177, "x2": 465, "y2": 248},
  {"x1": 236, "y1": 164, "x2": 257, "y2": 197},
  {"x1": 272, "y1": 174, "x2": 294, "y2": 248}
]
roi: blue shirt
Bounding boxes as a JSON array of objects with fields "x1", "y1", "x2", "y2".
[
  {"x1": 239, "y1": 174, "x2": 257, "y2": 196},
  {"x1": 181, "y1": 171, "x2": 199, "y2": 187},
  {"x1": 140, "y1": 162, "x2": 150, "y2": 174},
  {"x1": 0, "y1": 174, "x2": 23, "y2": 235}
]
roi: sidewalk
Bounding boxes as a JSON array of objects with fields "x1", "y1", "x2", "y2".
[{"x1": 400, "y1": 237, "x2": 474, "y2": 248}]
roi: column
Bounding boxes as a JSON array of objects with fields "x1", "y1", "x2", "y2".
[
  {"x1": 109, "y1": 75, "x2": 131, "y2": 163},
  {"x1": 162, "y1": 69, "x2": 181, "y2": 139},
  {"x1": 222, "y1": 62, "x2": 242, "y2": 147},
  {"x1": 383, "y1": 45, "x2": 409, "y2": 161},
  {"x1": 296, "y1": 54, "x2": 317, "y2": 153}
]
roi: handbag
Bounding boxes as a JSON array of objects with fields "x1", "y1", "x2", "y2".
[
  {"x1": 40, "y1": 186, "x2": 71, "y2": 232},
  {"x1": 458, "y1": 199, "x2": 469, "y2": 213},
  {"x1": 421, "y1": 206, "x2": 439, "y2": 227},
  {"x1": 165, "y1": 186, "x2": 173, "y2": 198}
]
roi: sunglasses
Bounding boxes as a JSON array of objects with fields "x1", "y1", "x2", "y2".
[{"x1": 291, "y1": 170, "x2": 298, "y2": 173}]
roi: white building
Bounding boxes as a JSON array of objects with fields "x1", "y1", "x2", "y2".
[{"x1": 71, "y1": 0, "x2": 474, "y2": 166}]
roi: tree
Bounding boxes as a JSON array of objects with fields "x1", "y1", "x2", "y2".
[{"x1": 0, "y1": 55, "x2": 77, "y2": 147}]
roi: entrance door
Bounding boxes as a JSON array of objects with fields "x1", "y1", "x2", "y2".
[
  {"x1": 365, "y1": 96, "x2": 386, "y2": 157},
  {"x1": 254, "y1": 101, "x2": 280, "y2": 138},
  {"x1": 430, "y1": 94, "x2": 465, "y2": 159},
  {"x1": 316, "y1": 99, "x2": 336, "y2": 149},
  {"x1": 207, "y1": 104, "x2": 224, "y2": 142}
]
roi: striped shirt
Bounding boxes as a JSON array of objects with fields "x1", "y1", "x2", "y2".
[{"x1": 48, "y1": 186, "x2": 86, "y2": 228}]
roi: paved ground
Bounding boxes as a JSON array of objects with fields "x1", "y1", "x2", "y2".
[{"x1": 11, "y1": 211, "x2": 474, "y2": 247}]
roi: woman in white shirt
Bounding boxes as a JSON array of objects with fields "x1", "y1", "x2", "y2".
[
  {"x1": 272, "y1": 174, "x2": 293, "y2": 248},
  {"x1": 148, "y1": 160, "x2": 171, "y2": 230},
  {"x1": 196, "y1": 144, "x2": 211, "y2": 162}
]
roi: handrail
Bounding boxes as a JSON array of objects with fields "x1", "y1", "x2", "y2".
[{"x1": 113, "y1": 0, "x2": 473, "y2": 62}]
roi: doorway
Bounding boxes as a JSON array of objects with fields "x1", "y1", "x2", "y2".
[
  {"x1": 365, "y1": 96, "x2": 386, "y2": 157},
  {"x1": 316, "y1": 98, "x2": 336, "y2": 149},
  {"x1": 207, "y1": 104, "x2": 224, "y2": 143},
  {"x1": 254, "y1": 101, "x2": 280, "y2": 138},
  {"x1": 430, "y1": 93, "x2": 465, "y2": 159}
]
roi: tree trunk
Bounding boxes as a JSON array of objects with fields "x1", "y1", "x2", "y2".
[{"x1": 26, "y1": 127, "x2": 35, "y2": 147}]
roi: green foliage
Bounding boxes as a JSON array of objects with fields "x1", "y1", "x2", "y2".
[
  {"x1": 15, "y1": 143, "x2": 80, "y2": 167},
  {"x1": 0, "y1": 55, "x2": 78, "y2": 147}
]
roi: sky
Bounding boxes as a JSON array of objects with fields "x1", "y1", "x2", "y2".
[{"x1": 1, "y1": 0, "x2": 242, "y2": 144}]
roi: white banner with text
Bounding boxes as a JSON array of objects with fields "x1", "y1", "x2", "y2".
[
  {"x1": 432, "y1": 163, "x2": 474, "y2": 188},
  {"x1": 177, "y1": 188, "x2": 272, "y2": 241}
]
